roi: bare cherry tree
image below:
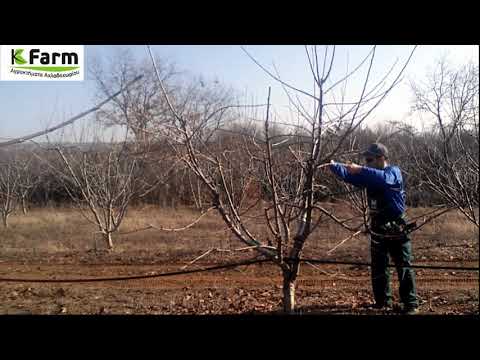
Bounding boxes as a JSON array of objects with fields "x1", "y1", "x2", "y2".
[
  {"x1": 90, "y1": 48, "x2": 180, "y2": 150},
  {"x1": 147, "y1": 45, "x2": 416, "y2": 312},
  {"x1": 0, "y1": 151, "x2": 22, "y2": 227},
  {"x1": 408, "y1": 59, "x2": 479, "y2": 226},
  {"x1": 16, "y1": 155, "x2": 41, "y2": 215},
  {"x1": 51, "y1": 125, "x2": 152, "y2": 249}
]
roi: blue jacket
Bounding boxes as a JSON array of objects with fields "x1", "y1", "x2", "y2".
[{"x1": 329, "y1": 163, "x2": 406, "y2": 222}]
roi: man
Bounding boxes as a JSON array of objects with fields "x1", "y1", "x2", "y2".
[{"x1": 329, "y1": 143, "x2": 419, "y2": 314}]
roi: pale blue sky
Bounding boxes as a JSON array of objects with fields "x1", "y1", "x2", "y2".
[{"x1": 0, "y1": 45, "x2": 478, "y2": 140}]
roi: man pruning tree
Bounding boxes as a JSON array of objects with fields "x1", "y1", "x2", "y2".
[{"x1": 329, "y1": 143, "x2": 419, "y2": 314}]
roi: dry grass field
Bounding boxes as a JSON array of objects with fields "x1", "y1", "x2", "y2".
[{"x1": 0, "y1": 204, "x2": 478, "y2": 315}]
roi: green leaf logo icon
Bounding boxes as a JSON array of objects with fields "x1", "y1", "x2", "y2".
[{"x1": 12, "y1": 49, "x2": 27, "y2": 65}]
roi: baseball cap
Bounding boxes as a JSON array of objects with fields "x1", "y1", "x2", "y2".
[{"x1": 361, "y1": 143, "x2": 389, "y2": 159}]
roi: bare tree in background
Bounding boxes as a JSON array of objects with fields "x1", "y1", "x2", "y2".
[
  {"x1": 408, "y1": 59, "x2": 479, "y2": 226},
  {"x1": 0, "y1": 153, "x2": 22, "y2": 227},
  {"x1": 16, "y1": 155, "x2": 41, "y2": 215},
  {"x1": 51, "y1": 126, "x2": 152, "y2": 249},
  {"x1": 0, "y1": 149, "x2": 38, "y2": 225},
  {"x1": 147, "y1": 45, "x2": 416, "y2": 312},
  {"x1": 91, "y1": 48, "x2": 239, "y2": 209},
  {"x1": 90, "y1": 48, "x2": 180, "y2": 149}
]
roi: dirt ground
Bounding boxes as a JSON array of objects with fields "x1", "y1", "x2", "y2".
[
  {"x1": 0, "y1": 252, "x2": 477, "y2": 315},
  {"x1": 0, "y1": 207, "x2": 478, "y2": 315}
]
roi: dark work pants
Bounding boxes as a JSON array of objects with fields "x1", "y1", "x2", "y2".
[{"x1": 370, "y1": 232, "x2": 418, "y2": 308}]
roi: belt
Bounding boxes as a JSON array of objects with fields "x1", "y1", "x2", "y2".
[{"x1": 372, "y1": 214, "x2": 416, "y2": 236}]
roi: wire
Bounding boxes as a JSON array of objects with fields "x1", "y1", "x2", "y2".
[
  {"x1": 0, "y1": 258, "x2": 270, "y2": 283},
  {"x1": 292, "y1": 258, "x2": 479, "y2": 271},
  {"x1": 0, "y1": 257, "x2": 477, "y2": 283}
]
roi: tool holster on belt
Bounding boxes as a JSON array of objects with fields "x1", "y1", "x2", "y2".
[{"x1": 373, "y1": 214, "x2": 417, "y2": 241}]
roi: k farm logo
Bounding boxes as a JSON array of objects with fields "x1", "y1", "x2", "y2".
[{"x1": 0, "y1": 45, "x2": 84, "y2": 81}]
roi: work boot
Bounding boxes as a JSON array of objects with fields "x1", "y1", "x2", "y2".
[
  {"x1": 373, "y1": 301, "x2": 393, "y2": 311},
  {"x1": 403, "y1": 306, "x2": 419, "y2": 315},
  {"x1": 397, "y1": 303, "x2": 419, "y2": 315}
]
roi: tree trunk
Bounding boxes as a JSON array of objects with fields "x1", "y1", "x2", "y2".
[
  {"x1": 282, "y1": 269, "x2": 297, "y2": 314},
  {"x1": 104, "y1": 232, "x2": 114, "y2": 250},
  {"x1": 22, "y1": 197, "x2": 27, "y2": 215},
  {"x1": 197, "y1": 180, "x2": 203, "y2": 210},
  {"x1": 2, "y1": 213, "x2": 9, "y2": 228}
]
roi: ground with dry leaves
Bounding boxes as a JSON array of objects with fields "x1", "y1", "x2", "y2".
[{"x1": 0, "y1": 206, "x2": 478, "y2": 315}]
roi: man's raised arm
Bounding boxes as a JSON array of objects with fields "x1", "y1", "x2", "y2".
[{"x1": 329, "y1": 161, "x2": 399, "y2": 189}]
